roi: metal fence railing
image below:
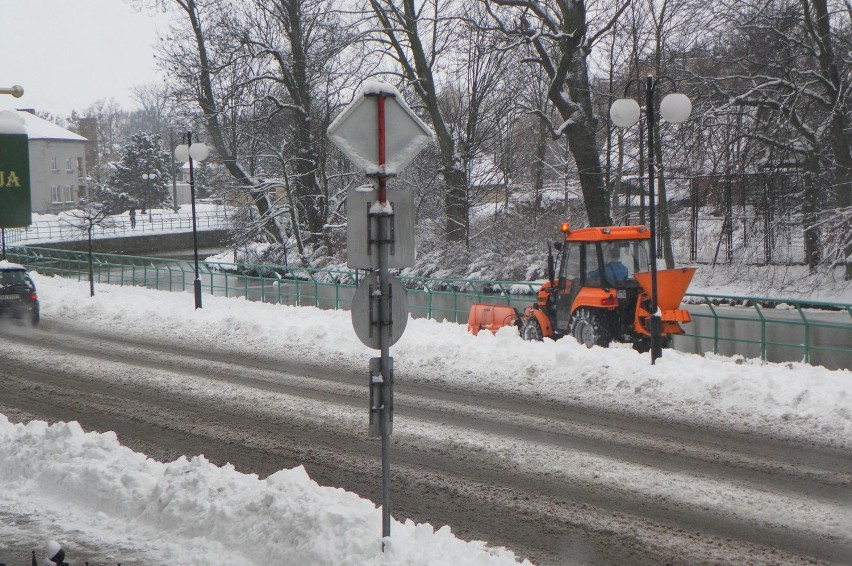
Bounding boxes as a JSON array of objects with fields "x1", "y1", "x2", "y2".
[
  {"x1": 1, "y1": 210, "x2": 229, "y2": 246},
  {"x1": 5, "y1": 246, "x2": 850, "y2": 370},
  {"x1": 680, "y1": 294, "x2": 851, "y2": 369}
]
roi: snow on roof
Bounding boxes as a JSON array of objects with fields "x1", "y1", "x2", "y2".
[{"x1": 13, "y1": 109, "x2": 87, "y2": 142}]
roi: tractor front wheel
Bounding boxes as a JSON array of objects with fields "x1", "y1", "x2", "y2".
[
  {"x1": 570, "y1": 308, "x2": 612, "y2": 349},
  {"x1": 521, "y1": 318, "x2": 543, "y2": 341}
]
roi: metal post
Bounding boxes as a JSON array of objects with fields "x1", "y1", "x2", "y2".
[
  {"x1": 690, "y1": 180, "x2": 698, "y2": 262},
  {"x1": 170, "y1": 129, "x2": 179, "y2": 213},
  {"x1": 378, "y1": 204, "x2": 392, "y2": 541},
  {"x1": 1, "y1": 228, "x2": 5, "y2": 260},
  {"x1": 376, "y1": 93, "x2": 392, "y2": 541},
  {"x1": 646, "y1": 76, "x2": 662, "y2": 363},
  {"x1": 188, "y1": 131, "x2": 202, "y2": 309},
  {"x1": 146, "y1": 174, "x2": 153, "y2": 223}
]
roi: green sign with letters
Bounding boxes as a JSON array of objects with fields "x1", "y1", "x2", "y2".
[{"x1": 0, "y1": 132, "x2": 31, "y2": 227}]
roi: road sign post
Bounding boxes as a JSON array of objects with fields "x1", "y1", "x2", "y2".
[{"x1": 327, "y1": 81, "x2": 433, "y2": 543}]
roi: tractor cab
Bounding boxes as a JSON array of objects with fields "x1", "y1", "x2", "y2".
[
  {"x1": 554, "y1": 237, "x2": 651, "y2": 290},
  {"x1": 538, "y1": 225, "x2": 654, "y2": 339}
]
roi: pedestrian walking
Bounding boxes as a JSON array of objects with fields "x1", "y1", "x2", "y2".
[{"x1": 129, "y1": 207, "x2": 137, "y2": 229}]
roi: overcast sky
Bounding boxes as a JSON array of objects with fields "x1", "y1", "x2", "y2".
[{"x1": 0, "y1": 0, "x2": 171, "y2": 117}]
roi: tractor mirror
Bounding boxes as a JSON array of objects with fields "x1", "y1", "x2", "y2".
[
  {"x1": 553, "y1": 242, "x2": 563, "y2": 251},
  {"x1": 547, "y1": 244, "x2": 556, "y2": 285}
]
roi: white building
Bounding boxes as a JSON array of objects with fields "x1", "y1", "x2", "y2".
[{"x1": 16, "y1": 110, "x2": 88, "y2": 214}]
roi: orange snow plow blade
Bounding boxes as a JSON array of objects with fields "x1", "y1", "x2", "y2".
[
  {"x1": 467, "y1": 304, "x2": 520, "y2": 336},
  {"x1": 634, "y1": 267, "x2": 696, "y2": 310}
]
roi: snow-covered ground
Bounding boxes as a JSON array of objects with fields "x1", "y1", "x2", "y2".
[{"x1": 0, "y1": 268, "x2": 850, "y2": 565}]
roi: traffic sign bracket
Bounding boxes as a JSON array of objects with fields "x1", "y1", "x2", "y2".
[{"x1": 347, "y1": 186, "x2": 414, "y2": 269}]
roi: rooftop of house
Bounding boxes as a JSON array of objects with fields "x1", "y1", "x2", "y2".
[{"x1": 13, "y1": 109, "x2": 87, "y2": 142}]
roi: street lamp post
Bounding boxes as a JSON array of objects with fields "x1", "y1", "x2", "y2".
[
  {"x1": 141, "y1": 172, "x2": 157, "y2": 223},
  {"x1": 610, "y1": 75, "x2": 691, "y2": 364},
  {"x1": 174, "y1": 132, "x2": 209, "y2": 310}
]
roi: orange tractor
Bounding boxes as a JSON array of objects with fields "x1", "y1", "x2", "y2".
[{"x1": 468, "y1": 223, "x2": 696, "y2": 351}]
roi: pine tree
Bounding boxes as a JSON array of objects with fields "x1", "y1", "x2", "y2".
[{"x1": 111, "y1": 132, "x2": 173, "y2": 215}]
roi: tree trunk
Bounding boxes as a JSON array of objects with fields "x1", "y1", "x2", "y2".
[
  {"x1": 279, "y1": 0, "x2": 327, "y2": 249},
  {"x1": 443, "y1": 168, "x2": 467, "y2": 244},
  {"x1": 806, "y1": 0, "x2": 852, "y2": 279},
  {"x1": 803, "y1": 154, "x2": 822, "y2": 272},
  {"x1": 653, "y1": 112, "x2": 675, "y2": 268},
  {"x1": 531, "y1": 117, "x2": 548, "y2": 226},
  {"x1": 556, "y1": 50, "x2": 611, "y2": 226}
]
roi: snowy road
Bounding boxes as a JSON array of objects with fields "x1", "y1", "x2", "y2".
[{"x1": 1, "y1": 320, "x2": 850, "y2": 565}]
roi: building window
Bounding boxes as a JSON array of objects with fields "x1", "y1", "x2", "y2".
[
  {"x1": 51, "y1": 157, "x2": 58, "y2": 172},
  {"x1": 51, "y1": 185, "x2": 61, "y2": 203},
  {"x1": 65, "y1": 185, "x2": 74, "y2": 203},
  {"x1": 77, "y1": 157, "x2": 84, "y2": 176},
  {"x1": 66, "y1": 158, "x2": 73, "y2": 172}
]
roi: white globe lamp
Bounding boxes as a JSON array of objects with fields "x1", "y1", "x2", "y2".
[
  {"x1": 609, "y1": 98, "x2": 641, "y2": 128},
  {"x1": 660, "y1": 92, "x2": 692, "y2": 123}
]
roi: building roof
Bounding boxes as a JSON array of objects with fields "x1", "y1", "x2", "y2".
[{"x1": 14, "y1": 109, "x2": 87, "y2": 142}]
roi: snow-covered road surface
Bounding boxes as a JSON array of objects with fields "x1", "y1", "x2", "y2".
[{"x1": 1, "y1": 318, "x2": 849, "y2": 565}]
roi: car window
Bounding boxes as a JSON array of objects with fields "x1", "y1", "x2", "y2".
[{"x1": 0, "y1": 270, "x2": 26, "y2": 285}]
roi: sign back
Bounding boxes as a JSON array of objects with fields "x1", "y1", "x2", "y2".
[{"x1": 0, "y1": 112, "x2": 31, "y2": 227}]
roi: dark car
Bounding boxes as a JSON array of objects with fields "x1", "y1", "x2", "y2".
[{"x1": 0, "y1": 263, "x2": 40, "y2": 325}]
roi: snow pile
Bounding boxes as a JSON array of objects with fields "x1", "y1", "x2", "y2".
[
  {"x1": 0, "y1": 415, "x2": 529, "y2": 565},
  {"x1": 32, "y1": 272, "x2": 852, "y2": 446}
]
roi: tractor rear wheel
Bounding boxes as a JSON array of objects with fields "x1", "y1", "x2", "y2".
[
  {"x1": 521, "y1": 318, "x2": 543, "y2": 341},
  {"x1": 570, "y1": 308, "x2": 612, "y2": 349}
]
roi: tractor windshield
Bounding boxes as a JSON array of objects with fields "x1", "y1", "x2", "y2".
[{"x1": 600, "y1": 240, "x2": 651, "y2": 284}]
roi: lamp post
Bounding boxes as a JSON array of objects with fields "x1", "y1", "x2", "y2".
[
  {"x1": 174, "y1": 133, "x2": 209, "y2": 310},
  {"x1": 141, "y1": 172, "x2": 157, "y2": 222},
  {"x1": 610, "y1": 75, "x2": 691, "y2": 364}
]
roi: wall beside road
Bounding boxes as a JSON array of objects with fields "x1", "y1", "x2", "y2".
[{"x1": 27, "y1": 229, "x2": 231, "y2": 256}]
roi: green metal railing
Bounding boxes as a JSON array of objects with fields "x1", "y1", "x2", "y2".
[
  {"x1": 5, "y1": 246, "x2": 850, "y2": 369},
  {"x1": 681, "y1": 293, "x2": 851, "y2": 367}
]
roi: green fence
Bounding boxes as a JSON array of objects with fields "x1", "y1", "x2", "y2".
[{"x1": 5, "y1": 246, "x2": 851, "y2": 369}]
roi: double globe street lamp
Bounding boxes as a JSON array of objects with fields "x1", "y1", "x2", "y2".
[
  {"x1": 141, "y1": 172, "x2": 157, "y2": 222},
  {"x1": 610, "y1": 75, "x2": 691, "y2": 364},
  {"x1": 174, "y1": 133, "x2": 209, "y2": 310}
]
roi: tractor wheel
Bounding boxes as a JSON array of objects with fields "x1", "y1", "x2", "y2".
[
  {"x1": 521, "y1": 318, "x2": 543, "y2": 341},
  {"x1": 570, "y1": 308, "x2": 612, "y2": 349}
]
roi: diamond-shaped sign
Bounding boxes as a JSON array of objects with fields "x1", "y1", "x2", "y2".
[{"x1": 327, "y1": 81, "x2": 433, "y2": 176}]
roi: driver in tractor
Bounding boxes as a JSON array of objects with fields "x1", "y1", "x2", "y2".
[{"x1": 589, "y1": 245, "x2": 629, "y2": 286}]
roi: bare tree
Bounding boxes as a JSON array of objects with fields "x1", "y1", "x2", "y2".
[
  {"x1": 61, "y1": 202, "x2": 116, "y2": 297},
  {"x1": 147, "y1": 0, "x2": 284, "y2": 249},
  {"x1": 701, "y1": 0, "x2": 851, "y2": 275},
  {"x1": 481, "y1": 0, "x2": 631, "y2": 227},
  {"x1": 366, "y1": 0, "x2": 472, "y2": 243}
]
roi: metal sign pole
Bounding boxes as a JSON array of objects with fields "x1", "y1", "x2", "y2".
[
  {"x1": 328, "y1": 80, "x2": 432, "y2": 549},
  {"x1": 375, "y1": 92, "x2": 393, "y2": 541}
]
